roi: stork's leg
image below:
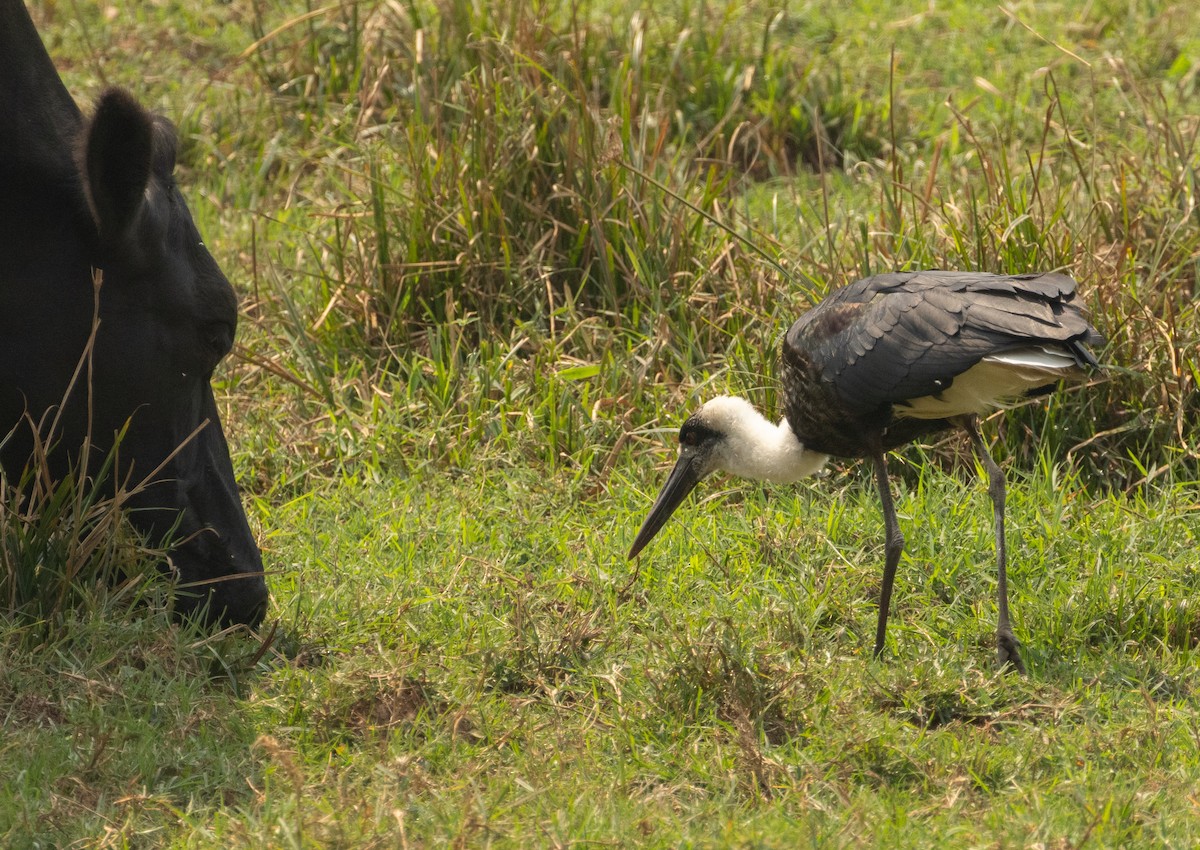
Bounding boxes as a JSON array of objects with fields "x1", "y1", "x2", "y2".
[
  {"x1": 962, "y1": 416, "x2": 1026, "y2": 674},
  {"x1": 869, "y1": 446, "x2": 904, "y2": 659}
]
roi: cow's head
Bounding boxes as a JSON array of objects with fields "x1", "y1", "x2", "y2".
[{"x1": 69, "y1": 89, "x2": 267, "y2": 628}]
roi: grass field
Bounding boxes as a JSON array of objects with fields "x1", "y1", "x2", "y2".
[{"x1": 3, "y1": 0, "x2": 1200, "y2": 846}]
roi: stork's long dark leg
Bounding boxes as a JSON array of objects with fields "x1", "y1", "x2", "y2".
[
  {"x1": 962, "y1": 416, "x2": 1026, "y2": 674},
  {"x1": 869, "y1": 444, "x2": 904, "y2": 659}
]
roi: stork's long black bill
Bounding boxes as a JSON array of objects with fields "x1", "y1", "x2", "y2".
[{"x1": 628, "y1": 452, "x2": 706, "y2": 559}]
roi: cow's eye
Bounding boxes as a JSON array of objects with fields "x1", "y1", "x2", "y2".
[{"x1": 203, "y1": 321, "x2": 234, "y2": 358}]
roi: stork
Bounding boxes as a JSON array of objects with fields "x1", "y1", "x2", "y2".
[{"x1": 628, "y1": 271, "x2": 1104, "y2": 672}]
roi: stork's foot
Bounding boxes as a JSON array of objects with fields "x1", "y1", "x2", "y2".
[{"x1": 996, "y1": 631, "x2": 1026, "y2": 675}]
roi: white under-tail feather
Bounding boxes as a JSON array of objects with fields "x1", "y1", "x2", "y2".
[{"x1": 897, "y1": 346, "x2": 1086, "y2": 420}]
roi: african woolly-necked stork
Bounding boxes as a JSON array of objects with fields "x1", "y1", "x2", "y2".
[{"x1": 628, "y1": 271, "x2": 1104, "y2": 672}]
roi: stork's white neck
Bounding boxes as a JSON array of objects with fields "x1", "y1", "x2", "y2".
[{"x1": 703, "y1": 396, "x2": 830, "y2": 483}]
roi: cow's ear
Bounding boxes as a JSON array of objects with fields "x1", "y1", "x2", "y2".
[{"x1": 80, "y1": 88, "x2": 153, "y2": 241}]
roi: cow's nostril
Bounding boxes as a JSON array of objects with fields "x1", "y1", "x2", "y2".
[{"x1": 244, "y1": 595, "x2": 268, "y2": 629}]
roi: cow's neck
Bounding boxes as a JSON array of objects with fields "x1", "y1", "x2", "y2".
[{"x1": 0, "y1": 0, "x2": 83, "y2": 180}]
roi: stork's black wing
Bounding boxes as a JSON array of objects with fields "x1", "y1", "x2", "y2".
[{"x1": 782, "y1": 271, "x2": 1102, "y2": 419}]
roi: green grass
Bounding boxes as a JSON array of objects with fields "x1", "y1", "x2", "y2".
[
  {"x1": 12, "y1": 465, "x2": 1200, "y2": 846},
  {"x1": 4, "y1": 0, "x2": 1200, "y2": 846}
]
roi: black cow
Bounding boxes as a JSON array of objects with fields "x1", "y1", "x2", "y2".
[{"x1": 0, "y1": 1, "x2": 268, "y2": 627}]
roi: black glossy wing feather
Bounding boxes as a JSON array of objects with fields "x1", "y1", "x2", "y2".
[{"x1": 783, "y1": 271, "x2": 1102, "y2": 420}]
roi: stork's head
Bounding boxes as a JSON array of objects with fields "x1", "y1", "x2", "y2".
[
  {"x1": 627, "y1": 396, "x2": 787, "y2": 559},
  {"x1": 628, "y1": 396, "x2": 830, "y2": 559}
]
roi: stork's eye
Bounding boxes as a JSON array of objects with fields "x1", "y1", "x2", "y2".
[{"x1": 680, "y1": 422, "x2": 710, "y2": 446}]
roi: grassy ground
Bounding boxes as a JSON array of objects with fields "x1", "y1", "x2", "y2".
[{"x1": 3, "y1": 0, "x2": 1200, "y2": 846}]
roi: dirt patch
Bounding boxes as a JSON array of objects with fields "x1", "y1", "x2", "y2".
[
  {"x1": 9, "y1": 692, "x2": 67, "y2": 727},
  {"x1": 346, "y1": 676, "x2": 432, "y2": 734},
  {"x1": 317, "y1": 673, "x2": 476, "y2": 743}
]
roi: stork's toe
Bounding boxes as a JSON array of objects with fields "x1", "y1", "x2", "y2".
[{"x1": 996, "y1": 632, "x2": 1026, "y2": 675}]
